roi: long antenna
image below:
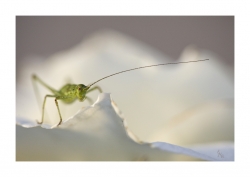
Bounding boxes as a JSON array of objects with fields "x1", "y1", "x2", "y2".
[{"x1": 87, "y1": 59, "x2": 209, "y2": 88}]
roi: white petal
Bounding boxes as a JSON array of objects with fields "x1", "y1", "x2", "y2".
[
  {"x1": 188, "y1": 142, "x2": 234, "y2": 161},
  {"x1": 147, "y1": 99, "x2": 234, "y2": 145},
  {"x1": 17, "y1": 93, "x2": 203, "y2": 161},
  {"x1": 151, "y1": 142, "x2": 216, "y2": 161}
]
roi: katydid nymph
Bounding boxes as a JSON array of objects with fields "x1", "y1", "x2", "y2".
[{"x1": 32, "y1": 59, "x2": 209, "y2": 126}]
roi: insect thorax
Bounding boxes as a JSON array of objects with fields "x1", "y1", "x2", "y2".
[{"x1": 59, "y1": 84, "x2": 88, "y2": 103}]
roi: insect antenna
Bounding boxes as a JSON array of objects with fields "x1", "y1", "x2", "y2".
[{"x1": 87, "y1": 59, "x2": 209, "y2": 88}]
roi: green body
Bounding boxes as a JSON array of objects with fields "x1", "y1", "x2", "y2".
[
  {"x1": 32, "y1": 75, "x2": 102, "y2": 126},
  {"x1": 56, "y1": 84, "x2": 88, "y2": 103}
]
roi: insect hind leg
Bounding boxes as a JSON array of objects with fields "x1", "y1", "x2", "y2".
[{"x1": 32, "y1": 74, "x2": 58, "y2": 94}]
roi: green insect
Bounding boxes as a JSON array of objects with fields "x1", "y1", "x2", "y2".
[{"x1": 32, "y1": 59, "x2": 209, "y2": 126}]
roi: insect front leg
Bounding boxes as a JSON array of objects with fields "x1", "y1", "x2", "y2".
[
  {"x1": 87, "y1": 86, "x2": 102, "y2": 93},
  {"x1": 85, "y1": 96, "x2": 93, "y2": 104},
  {"x1": 85, "y1": 86, "x2": 102, "y2": 104}
]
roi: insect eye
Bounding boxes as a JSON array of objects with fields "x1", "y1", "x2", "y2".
[{"x1": 78, "y1": 87, "x2": 81, "y2": 91}]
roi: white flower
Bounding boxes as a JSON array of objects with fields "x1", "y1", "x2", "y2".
[{"x1": 16, "y1": 30, "x2": 234, "y2": 161}]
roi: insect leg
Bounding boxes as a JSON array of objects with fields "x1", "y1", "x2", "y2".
[
  {"x1": 85, "y1": 86, "x2": 102, "y2": 105},
  {"x1": 54, "y1": 97, "x2": 63, "y2": 126},
  {"x1": 85, "y1": 96, "x2": 93, "y2": 104},
  {"x1": 87, "y1": 86, "x2": 102, "y2": 93},
  {"x1": 37, "y1": 94, "x2": 56, "y2": 125},
  {"x1": 32, "y1": 74, "x2": 58, "y2": 94}
]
